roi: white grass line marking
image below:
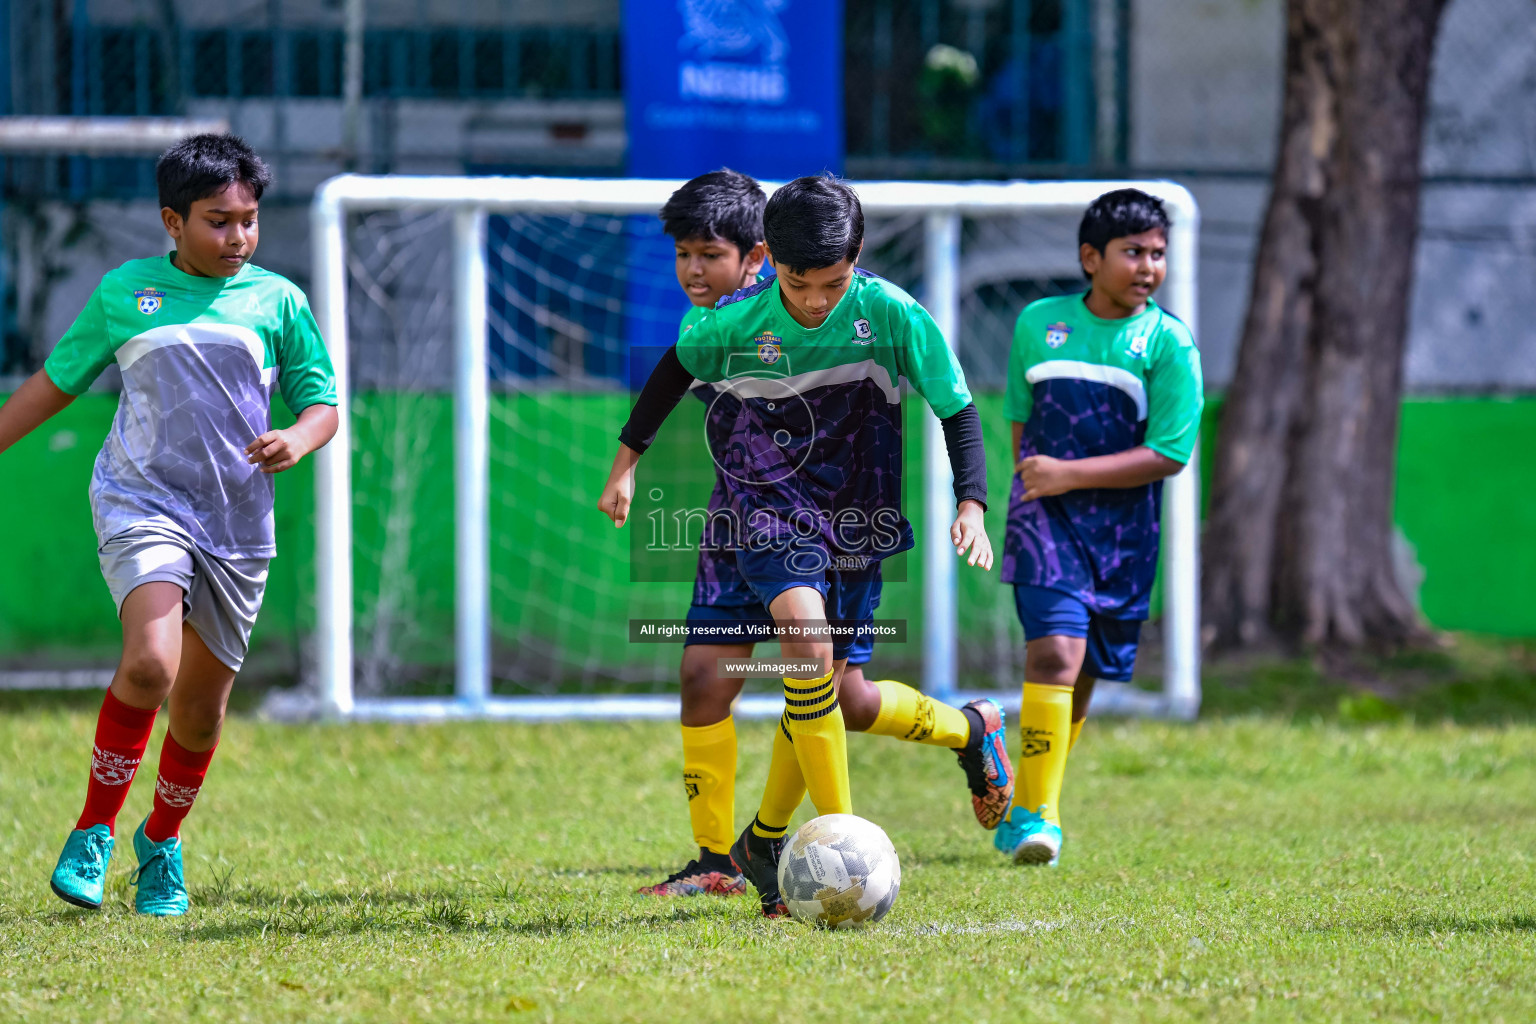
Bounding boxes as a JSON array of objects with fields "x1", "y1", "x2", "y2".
[{"x1": 897, "y1": 918, "x2": 1068, "y2": 937}]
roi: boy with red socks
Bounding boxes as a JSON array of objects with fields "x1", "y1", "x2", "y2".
[{"x1": 0, "y1": 133, "x2": 338, "y2": 915}]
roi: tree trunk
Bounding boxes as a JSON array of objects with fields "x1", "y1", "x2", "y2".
[{"x1": 1203, "y1": 0, "x2": 1447, "y2": 651}]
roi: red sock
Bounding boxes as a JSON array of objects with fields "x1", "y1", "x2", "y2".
[
  {"x1": 143, "y1": 733, "x2": 217, "y2": 843},
  {"x1": 76, "y1": 689, "x2": 159, "y2": 834}
]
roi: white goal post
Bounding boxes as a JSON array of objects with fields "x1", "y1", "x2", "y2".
[{"x1": 304, "y1": 176, "x2": 1200, "y2": 722}]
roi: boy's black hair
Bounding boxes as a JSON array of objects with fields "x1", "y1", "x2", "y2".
[
  {"x1": 659, "y1": 169, "x2": 766, "y2": 258},
  {"x1": 763, "y1": 174, "x2": 863, "y2": 274},
  {"x1": 156, "y1": 133, "x2": 273, "y2": 218},
  {"x1": 1078, "y1": 188, "x2": 1170, "y2": 279}
]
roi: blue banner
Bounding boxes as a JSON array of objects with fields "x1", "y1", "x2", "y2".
[{"x1": 624, "y1": 0, "x2": 845, "y2": 180}]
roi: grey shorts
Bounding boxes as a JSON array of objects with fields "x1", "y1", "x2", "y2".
[{"x1": 99, "y1": 520, "x2": 269, "y2": 671}]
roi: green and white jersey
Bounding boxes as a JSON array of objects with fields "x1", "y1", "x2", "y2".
[
  {"x1": 674, "y1": 270, "x2": 971, "y2": 565},
  {"x1": 45, "y1": 254, "x2": 338, "y2": 559},
  {"x1": 1003, "y1": 295, "x2": 1202, "y2": 463},
  {"x1": 1001, "y1": 293, "x2": 1203, "y2": 617},
  {"x1": 677, "y1": 271, "x2": 970, "y2": 414}
]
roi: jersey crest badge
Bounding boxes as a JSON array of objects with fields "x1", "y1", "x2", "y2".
[
  {"x1": 852, "y1": 318, "x2": 875, "y2": 344},
  {"x1": 1128, "y1": 333, "x2": 1149, "y2": 358},
  {"x1": 755, "y1": 331, "x2": 783, "y2": 365},
  {"x1": 1044, "y1": 322, "x2": 1071, "y2": 348},
  {"x1": 134, "y1": 288, "x2": 166, "y2": 315}
]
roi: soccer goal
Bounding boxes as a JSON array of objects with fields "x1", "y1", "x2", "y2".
[{"x1": 295, "y1": 176, "x2": 1200, "y2": 722}]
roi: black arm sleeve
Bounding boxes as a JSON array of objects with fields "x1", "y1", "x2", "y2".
[
  {"x1": 940, "y1": 402, "x2": 988, "y2": 511},
  {"x1": 617, "y1": 346, "x2": 694, "y2": 454}
]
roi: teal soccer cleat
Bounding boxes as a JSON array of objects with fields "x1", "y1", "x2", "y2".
[
  {"x1": 50, "y1": 825, "x2": 115, "y2": 909},
  {"x1": 130, "y1": 819, "x2": 189, "y2": 917},
  {"x1": 993, "y1": 805, "x2": 1062, "y2": 866}
]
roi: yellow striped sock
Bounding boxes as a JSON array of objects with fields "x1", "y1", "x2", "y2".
[
  {"x1": 752, "y1": 715, "x2": 805, "y2": 839},
  {"x1": 781, "y1": 670, "x2": 851, "y2": 816},
  {"x1": 865, "y1": 678, "x2": 971, "y2": 748},
  {"x1": 680, "y1": 717, "x2": 736, "y2": 856},
  {"x1": 1011, "y1": 682, "x2": 1073, "y2": 826},
  {"x1": 1068, "y1": 718, "x2": 1085, "y2": 753}
]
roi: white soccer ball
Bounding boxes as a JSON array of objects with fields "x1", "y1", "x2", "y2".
[{"x1": 777, "y1": 813, "x2": 901, "y2": 929}]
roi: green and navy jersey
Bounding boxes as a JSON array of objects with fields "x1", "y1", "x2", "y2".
[
  {"x1": 677, "y1": 269, "x2": 971, "y2": 568},
  {"x1": 1001, "y1": 294, "x2": 1203, "y2": 618},
  {"x1": 44, "y1": 254, "x2": 338, "y2": 559}
]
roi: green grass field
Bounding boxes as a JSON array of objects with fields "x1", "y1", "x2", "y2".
[{"x1": 3, "y1": 667, "x2": 1535, "y2": 1023}]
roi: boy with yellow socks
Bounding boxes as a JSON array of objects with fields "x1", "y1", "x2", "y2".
[
  {"x1": 996, "y1": 189, "x2": 1204, "y2": 866},
  {"x1": 601, "y1": 175, "x2": 1002, "y2": 914},
  {"x1": 624, "y1": 171, "x2": 1013, "y2": 899}
]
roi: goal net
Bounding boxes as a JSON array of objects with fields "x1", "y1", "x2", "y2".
[{"x1": 295, "y1": 177, "x2": 1200, "y2": 721}]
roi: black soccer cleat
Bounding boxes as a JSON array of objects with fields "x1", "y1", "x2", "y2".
[{"x1": 729, "y1": 820, "x2": 788, "y2": 918}]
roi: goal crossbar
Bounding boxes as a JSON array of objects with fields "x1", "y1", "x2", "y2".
[{"x1": 305, "y1": 175, "x2": 1201, "y2": 722}]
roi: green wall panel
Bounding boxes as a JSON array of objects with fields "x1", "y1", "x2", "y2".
[{"x1": 1, "y1": 392, "x2": 1531, "y2": 673}]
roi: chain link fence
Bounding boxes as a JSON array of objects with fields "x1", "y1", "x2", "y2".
[{"x1": 5, "y1": 0, "x2": 1533, "y2": 386}]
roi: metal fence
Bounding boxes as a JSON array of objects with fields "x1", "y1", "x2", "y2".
[
  {"x1": 71, "y1": 26, "x2": 620, "y2": 108},
  {"x1": 2, "y1": 0, "x2": 1534, "y2": 387},
  {"x1": 844, "y1": 0, "x2": 1126, "y2": 171},
  {"x1": 0, "y1": 0, "x2": 1125, "y2": 197}
]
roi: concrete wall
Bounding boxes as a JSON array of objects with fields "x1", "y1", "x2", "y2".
[{"x1": 1130, "y1": 0, "x2": 1284, "y2": 171}]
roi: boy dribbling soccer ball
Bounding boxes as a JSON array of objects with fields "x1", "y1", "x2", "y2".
[
  {"x1": 996, "y1": 189, "x2": 1204, "y2": 867},
  {"x1": 0, "y1": 134, "x2": 339, "y2": 915},
  {"x1": 634, "y1": 171, "x2": 1017, "y2": 898},
  {"x1": 600, "y1": 175, "x2": 1003, "y2": 915}
]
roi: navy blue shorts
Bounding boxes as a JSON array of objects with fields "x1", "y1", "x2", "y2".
[
  {"x1": 684, "y1": 602, "x2": 876, "y2": 665},
  {"x1": 686, "y1": 569, "x2": 881, "y2": 664},
  {"x1": 1013, "y1": 584, "x2": 1142, "y2": 683},
  {"x1": 683, "y1": 603, "x2": 774, "y2": 649}
]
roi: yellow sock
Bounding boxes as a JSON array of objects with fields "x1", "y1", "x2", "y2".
[
  {"x1": 781, "y1": 670, "x2": 851, "y2": 816},
  {"x1": 865, "y1": 679, "x2": 971, "y2": 748},
  {"x1": 1012, "y1": 682, "x2": 1073, "y2": 826},
  {"x1": 1069, "y1": 718, "x2": 1085, "y2": 753},
  {"x1": 752, "y1": 715, "x2": 806, "y2": 839},
  {"x1": 680, "y1": 717, "x2": 736, "y2": 856}
]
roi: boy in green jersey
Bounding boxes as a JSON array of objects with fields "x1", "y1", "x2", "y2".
[
  {"x1": 600, "y1": 175, "x2": 1001, "y2": 915},
  {"x1": 994, "y1": 189, "x2": 1204, "y2": 867},
  {"x1": 0, "y1": 134, "x2": 339, "y2": 915},
  {"x1": 638, "y1": 172, "x2": 1016, "y2": 899}
]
